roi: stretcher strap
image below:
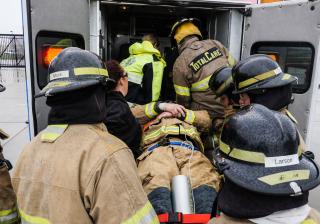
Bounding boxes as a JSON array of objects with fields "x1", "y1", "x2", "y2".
[{"x1": 147, "y1": 141, "x2": 198, "y2": 152}]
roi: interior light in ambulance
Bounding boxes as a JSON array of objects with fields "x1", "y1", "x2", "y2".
[
  {"x1": 267, "y1": 53, "x2": 280, "y2": 63},
  {"x1": 42, "y1": 46, "x2": 65, "y2": 67},
  {"x1": 36, "y1": 31, "x2": 85, "y2": 89}
]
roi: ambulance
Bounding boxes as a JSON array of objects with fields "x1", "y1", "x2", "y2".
[{"x1": 18, "y1": 0, "x2": 320, "y2": 209}]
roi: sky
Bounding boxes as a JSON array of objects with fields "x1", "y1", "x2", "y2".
[{"x1": 0, "y1": 0, "x2": 23, "y2": 34}]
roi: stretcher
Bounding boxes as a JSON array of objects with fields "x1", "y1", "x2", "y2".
[{"x1": 158, "y1": 213, "x2": 211, "y2": 224}]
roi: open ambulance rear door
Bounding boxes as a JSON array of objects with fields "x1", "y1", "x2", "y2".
[
  {"x1": 242, "y1": 0, "x2": 320, "y2": 209},
  {"x1": 21, "y1": 0, "x2": 91, "y2": 135}
]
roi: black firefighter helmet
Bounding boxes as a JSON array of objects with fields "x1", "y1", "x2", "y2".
[
  {"x1": 232, "y1": 54, "x2": 297, "y2": 94},
  {"x1": 219, "y1": 104, "x2": 320, "y2": 196},
  {"x1": 209, "y1": 66, "x2": 233, "y2": 97},
  {"x1": 36, "y1": 47, "x2": 114, "y2": 97},
  {"x1": 209, "y1": 66, "x2": 240, "y2": 104}
]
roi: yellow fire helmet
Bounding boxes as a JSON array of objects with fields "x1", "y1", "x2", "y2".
[{"x1": 170, "y1": 18, "x2": 202, "y2": 46}]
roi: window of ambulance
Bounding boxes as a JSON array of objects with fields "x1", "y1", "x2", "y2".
[
  {"x1": 36, "y1": 31, "x2": 85, "y2": 89},
  {"x1": 251, "y1": 42, "x2": 315, "y2": 94}
]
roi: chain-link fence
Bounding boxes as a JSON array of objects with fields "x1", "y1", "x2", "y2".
[
  {"x1": 0, "y1": 34, "x2": 25, "y2": 68},
  {"x1": 0, "y1": 34, "x2": 26, "y2": 83}
]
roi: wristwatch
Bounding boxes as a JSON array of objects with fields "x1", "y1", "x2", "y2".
[{"x1": 154, "y1": 101, "x2": 163, "y2": 114}]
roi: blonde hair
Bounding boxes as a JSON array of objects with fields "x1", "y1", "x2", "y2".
[{"x1": 142, "y1": 33, "x2": 160, "y2": 49}]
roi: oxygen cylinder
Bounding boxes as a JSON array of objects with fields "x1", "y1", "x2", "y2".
[{"x1": 171, "y1": 175, "x2": 194, "y2": 214}]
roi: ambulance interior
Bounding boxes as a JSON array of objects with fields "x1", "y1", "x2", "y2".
[{"x1": 100, "y1": 2, "x2": 241, "y2": 100}]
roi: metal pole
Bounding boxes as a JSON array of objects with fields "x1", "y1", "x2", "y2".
[
  {"x1": 14, "y1": 35, "x2": 18, "y2": 66},
  {"x1": 171, "y1": 175, "x2": 194, "y2": 214}
]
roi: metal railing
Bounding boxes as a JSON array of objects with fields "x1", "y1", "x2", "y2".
[{"x1": 0, "y1": 34, "x2": 25, "y2": 68}]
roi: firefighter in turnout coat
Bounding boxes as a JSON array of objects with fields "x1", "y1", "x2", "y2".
[
  {"x1": 131, "y1": 102, "x2": 221, "y2": 215},
  {"x1": 12, "y1": 48, "x2": 158, "y2": 224},
  {"x1": 209, "y1": 104, "x2": 320, "y2": 224},
  {"x1": 170, "y1": 18, "x2": 236, "y2": 120},
  {"x1": 232, "y1": 54, "x2": 306, "y2": 152},
  {"x1": 0, "y1": 83, "x2": 19, "y2": 224}
]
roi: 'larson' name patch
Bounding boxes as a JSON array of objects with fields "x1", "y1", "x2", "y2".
[
  {"x1": 188, "y1": 47, "x2": 223, "y2": 73},
  {"x1": 264, "y1": 154, "x2": 299, "y2": 168}
]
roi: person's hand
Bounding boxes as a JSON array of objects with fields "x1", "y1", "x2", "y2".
[
  {"x1": 159, "y1": 103, "x2": 186, "y2": 118},
  {"x1": 157, "y1": 112, "x2": 174, "y2": 120}
]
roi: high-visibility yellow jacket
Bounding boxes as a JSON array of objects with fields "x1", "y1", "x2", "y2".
[
  {"x1": 121, "y1": 41, "x2": 166, "y2": 105},
  {"x1": 12, "y1": 123, "x2": 158, "y2": 224}
]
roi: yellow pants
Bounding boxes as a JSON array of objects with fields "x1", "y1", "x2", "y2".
[{"x1": 137, "y1": 142, "x2": 220, "y2": 214}]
